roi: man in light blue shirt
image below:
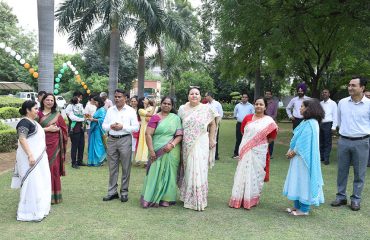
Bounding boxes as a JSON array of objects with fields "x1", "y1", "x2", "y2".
[
  {"x1": 232, "y1": 93, "x2": 255, "y2": 158},
  {"x1": 331, "y1": 76, "x2": 370, "y2": 211}
]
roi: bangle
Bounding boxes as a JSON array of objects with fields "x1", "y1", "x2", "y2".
[{"x1": 170, "y1": 142, "x2": 175, "y2": 148}]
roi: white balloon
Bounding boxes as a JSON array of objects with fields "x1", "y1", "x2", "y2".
[
  {"x1": 67, "y1": 61, "x2": 72, "y2": 65},
  {"x1": 15, "y1": 55, "x2": 21, "y2": 60},
  {"x1": 10, "y1": 50, "x2": 16, "y2": 56},
  {"x1": 71, "y1": 67, "x2": 76, "y2": 72},
  {"x1": 20, "y1": 59, "x2": 25, "y2": 64},
  {"x1": 74, "y1": 71, "x2": 79, "y2": 75},
  {"x1": 63, "y1": 63, "x2": 67, "y2": 67},
  {"x1": 0, "y1": 43, "x2": 5, "y2": 49},
  {"x1": 5, "y1": 47, "x2": 11, "y2": 52}
]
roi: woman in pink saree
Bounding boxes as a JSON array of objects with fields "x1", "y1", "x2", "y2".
[{"x1": 229, "y1": 97, "x2": 278, "y2": 209}]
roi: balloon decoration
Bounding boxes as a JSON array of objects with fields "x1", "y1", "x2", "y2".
[
  {"x1": 54, "y1": 61, "x2": 91, "y2": 95},
  {"x1": 0, "y1": 42, "x2": 39, "y2": 79}
]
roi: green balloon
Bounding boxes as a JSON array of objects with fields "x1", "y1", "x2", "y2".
[
  {"x1": 63, "y1": 66, "x2": 68, "y2": 70},
  {"x1": 58, "y1": 74, "x2": 62, "y2": 78},
  {"x1": 60, "y1": 69, "x2": 65, "y2": 74},
  {"x1": 55, "y1": 84, "x2": 60, "y2": 89},
  {"x1": 53, "y1": 89, "x2": 59, "y2": 95},
  {"x1": 55, "y1": 78, "x2": 60, "y2": 83}
]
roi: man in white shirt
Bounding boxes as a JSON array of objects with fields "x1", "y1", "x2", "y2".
[
  {"x1": 320, "y1": 89, "x2": 337, "y2": 165},
  {"x1": 100, "y1": 92, "x2": 113, "y2": 110},
  {"x1": 366, "y1": 90, "x2": 370, "y2": 168},
  {"x1": 331, "y1": 77, "x2": 370, "y2": 211},
  {"x1": 286, "y1": 83, "x2": 310, "y2": 130},
  {"x1": 102, "y1": 89, "x2": 139, "y2": 203},
  {"x1": 206, "y1": 92, "x2": 223, "y2": 160}
]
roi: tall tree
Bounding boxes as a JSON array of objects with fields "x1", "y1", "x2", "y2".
[{"x1": 37, "y1": 0, "x2": 54, "y2": 92}]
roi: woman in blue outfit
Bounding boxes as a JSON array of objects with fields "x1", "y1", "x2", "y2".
[
  {"x1": 283, "y1": 99, "x2": 325, "y2": 216},
  {"x1": 86, "y1": 96, "x2": 107, "y2": 166}
]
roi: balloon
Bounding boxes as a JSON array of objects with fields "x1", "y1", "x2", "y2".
[
  {"x1": 71, "y1": 67, "x2": 76, "y2": 72},
  {"x1": 54, "y1": 89, "x2": 59, "y2": 95},
  {"x1": 24, "y1": 63, "x2": 30, "y2": 69},
  {"x1": 83, "y1": 85, "x2": 88, "y2": 89},
  {"x1": 10, "y1": 50, "x2": 16, "y2": 56},
  {"x1": 55, "y1": 78, "x2": 60, "y2": 82},
  {"x1": 20, "y1": 59, "x2": 25, "y2": 65},
  {"x1": 63, "y1": 66, "x2": 68, "y2": 70},
  {"x1": 76, "y1": 79, "x2": 82, "y2": 83},
  {"x1": 67, "y1": 61, "x2": 72, "y2": 65},
  {"x1": 63, "y1": 63, "x2": 67, "y2": 67},
  {"x1": 60, "y1": 69, "x2": 64, "y2": 74},
  {"x1": 58, "y1": 74, "x2": 62, "y2": 78},
  {"x1": 15, "y1": 55, "x2": 21, "y2": 60},
  {"x1": 0, "y1": 43, "x2": 5, "y2": 49},
  {"x1": 87, "y1": 90, "x2": 91, "y2": 94},
  {"x1": 81, "y1": 82, "x2": 85, "y2": 86},
  {"x1": 74, "y1": 71, "x2": 79, "y2": 75},
  {"x1": 32, "y1": 72, "x2": 39, "y2": 78},
  {"x1": 55, "y1": 84, "x2": 60, "y2": 89},
  {"x1": 29, "y1": 68, "x2": 34, "y2": 74},
  {"x1": 5, "y1": 47, "x2": 11, "y2": 52},
  {"x1": 76, "y1": 74, "x2": 81, "y2": 79}
]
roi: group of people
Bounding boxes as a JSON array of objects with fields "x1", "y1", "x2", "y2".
[{"x1": 10, "y1": 76, "x2": 370, "y2": 222}]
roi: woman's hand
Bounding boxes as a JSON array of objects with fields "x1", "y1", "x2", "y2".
[
  {"x1": 149, "y1": 150, "x2": 157, "y2": 162},
  {"x1": 286, "y1": 150, "x2": 296, "y2": 159},
  {"x1": 47, "y1": 124, "x2": 60, "y2": 132},
  {"x1": 209, "y1": 140, "x2": 216, "y2": 149},
  {"x1": 163, "y1": 143, "x2": 174, "y2": 153},
  {"x1": 28, "y1": 155, "x2": 36, "y2": 167}
]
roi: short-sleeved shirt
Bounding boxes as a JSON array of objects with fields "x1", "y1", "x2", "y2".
[{"x1": 16, "y1": 118, "x2": 36, "y2": 139}]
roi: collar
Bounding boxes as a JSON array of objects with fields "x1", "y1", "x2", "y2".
[
  {"x1": 349, "y1": 95, "x2": 366, "y2": 103},
  {"x1": 113, "y1": 104, "x2": 128, "y2": 111}
]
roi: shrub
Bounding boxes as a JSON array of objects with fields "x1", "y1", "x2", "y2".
[
  {"x1": 0, "y1": 96, "x2": 24, "y2": 108},
  {"x1": 0, "y1": 123, "x2": 17, "y2": 152},
  {"x1": 0, "y1": 107, "x2": 21, "y2": 119},
  {"x1": 277, "y1": 107, "x2": 289, "y2": 122},
  {"x1": 221, "y1": 103, "x2": 235, "y2": 112},
  {"x1": 223, "y1": 111, "x2": 234, "y2": 119}
]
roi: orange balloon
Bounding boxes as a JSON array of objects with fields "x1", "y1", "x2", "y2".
[
  {"x1": 76, "y1": 79, "x2": 82, "y2": 83},
  {"x1": 29, "y1": 68, "x2": 34, "y2": 74},
  {"x1": 76, "y1": 74, "x2": 81, "y2": 79},
  {"x1": 24, "y1": 63, "x2": 30, "y2": 69},
  {"x1": 83, "y1": 85, "x2": 88, "y2": 89},
  {"x1": 81, "y1": 82, "x2": 85, "y2": 86},
  {"x1": 32, "y1": 72, "x2": 39, "y2": 78},
  {"x1": 87, "y1": 90, "x2": 91, "y2": 94}
]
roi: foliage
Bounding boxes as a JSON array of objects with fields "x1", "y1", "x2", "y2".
[
  {"x1": 0, "y1": 2, "x2": 37, "y2": 88},
  {"x1": 0, "y1": 125, "x2": 17, "y2": 152},
  {"x1": 221, "y1": 103, "x2": 234, "y2": 112},
  {"x1": 0, "y1": 107, "x2": 21, "y2": 119},
  {"x1": 223, "y1": 111, "x2": 234, "y2": 119},
  {"x1": 277, "y1": 108, "x2": 289, "y2": 122},
  {"x1": 0, "y1": 96, "x2": 24, "y2": 108}
]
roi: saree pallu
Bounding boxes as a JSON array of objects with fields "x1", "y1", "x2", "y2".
[
  {"x1": 11, "y1": 121, "x2": 51, "y2": 221},
  {"x1": 283, "y1": 119, "x2": 324, "y2": 206},
  {"x1": 178, "y1": 103, "x2": 219, "y2": 211},
  {"x1": 229, "y1": 115, "x2": 277, "y2": 209},
  {"x1": 38, "y1": 111, "x2": 68, "y2": 204},
  {"x1": 88, "y1": 107, "x2": 107, "y2": 166},
  {"x1": 135, "y1": 106, "x2": 154, "y2": 164},
  {"x1": 141, "y1": 113, "x2": 183, "y2": 208}
]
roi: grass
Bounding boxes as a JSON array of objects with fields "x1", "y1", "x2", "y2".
[{"x1": 1, "y1": 120, "x2": 370, "y2": 239}]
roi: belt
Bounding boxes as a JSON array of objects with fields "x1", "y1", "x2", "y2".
[
  {"x1": 340, "y1": 135, "x2": 370, "y2": 141},
  {"x1": 109, "y1": 134, "x2": 130, "y2": 139}
]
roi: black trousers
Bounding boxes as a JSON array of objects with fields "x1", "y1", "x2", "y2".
[
  {"x1": 319, "y1": 122, "x2": 333, "y2": 163},
  {"x1": 292, "y1": 118, "x2": 304, "y2": 130},
  {"x1": 70, "y1": 131, "x2": 85, "y2": 165},
  {"x1": 215, "y1": 126, "x2": 220, "y2": 159},
  {"x1": 234, "y1": 122, "x2": 242, "y2": 156},
  {"x1": 268, "y1": 141, "x2": 274, "y2": 156}
]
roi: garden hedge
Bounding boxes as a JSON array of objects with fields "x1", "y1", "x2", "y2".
[
  {"x1": 0, "y1": 96, "x2": 24, "y2": 108},
  {"x1": 0, "y1": 122, "x2": 17, "y2": 152},
  {"x1": 0, "y1": 107, "x2": 21, "y2": 119}
]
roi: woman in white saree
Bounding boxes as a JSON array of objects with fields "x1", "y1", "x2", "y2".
[
  {"x1": 178, "y1": 87, "x2": 219, "y2": 211},
  {"x1": 229, "y1": 97, "x2": 278, "y2": 209},
  {"x1": 11, "y1": 100, "x2": 51, "y2": 221}
]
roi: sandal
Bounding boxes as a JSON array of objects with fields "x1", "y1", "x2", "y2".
[
  {"x1": 290, "y1": 210, "x2": 309, "y2": 216},
  {"x1": 285, "y1": 208, "x2": 297, "y2": 213}
]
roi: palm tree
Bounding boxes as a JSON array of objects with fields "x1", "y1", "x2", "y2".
[
  {"x1": 37, "y1": 0, "x2": 55, "y2": 92},
  {"x1": 135, "y1": 9, "x2": 191, "y2": 97},
  {"x1": 55, "y1": 0, "x2": 165, "y2": 100}
]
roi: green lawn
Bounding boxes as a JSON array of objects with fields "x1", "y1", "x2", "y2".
[{"x1": 1, "y1": 120, "x2": 370, "y2": 239}]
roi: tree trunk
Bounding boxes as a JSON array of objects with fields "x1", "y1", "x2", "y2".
[
  {"x1": 37, "y1": 0, "x2": 54, "y2": 93},
  {"x1": 137, "y1": 43, "x2": 145, "y2": 98},
  {"x1": 310, "y1": 75, "x2": 320, "y2": 99},
  {"x1": 108, "y1": 28, "x2": 120, "y2": 101},
  {"x1": 170, "y1": 79, "x2": 175, "y2": 98},
  {"x1": 254, "y1": 59, "x2": 262, "y2": 100}
]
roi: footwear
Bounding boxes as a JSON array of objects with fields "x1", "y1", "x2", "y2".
[
  {"x1": 232, "y1": 155, "x2": 239, "y2": 159},
  {"x1": 103, "y1": 193, "x2": 119, "y2": 201},
  {"x1": 78, "y1": 162, "x2": 87, "y2": 166},
  {"x1": 120, "y1": 195, "x2": 128, "y2": 202},
  {"x1": 350, "y1": 201, "x2": 360, "y2": 211},
  {"x1": 290, "y1": 210, "x2": 309, "y2": 216},
  {"x1": 285, "y1": 208, "x2": 297, "y2": 213},
  {"x1": 331, "y1": 199, "x2": 347, "y2": 207},
  {"x1": 72, "y1": 164, "x2": 80, "y2": 169},
  {"x1": 215, "y1": 157, "x2": 220, "y2": 160}
]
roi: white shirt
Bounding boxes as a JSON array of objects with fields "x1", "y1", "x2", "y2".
[
  {"x1": 338, "y1": 96, "x2": 370, "y2": 138},
  {"x1": 208, "y1": 100, "x2": 224, "y2": 118},
  {"x1": 104, "y1": 99, "x2": 113, "y2": 110},
  {"x1": 102, "y1": 105, "x2": 139, "y2": 136},
  {"x1": 320, "y1": 98, "x2": 338, "y2": 129},
  {"x1": 65, "y1": 103, "x2": 85, "y2": 122},
  {"x1": 84, "y1": 101, "x2": 97, "y2": 130},
  {"x1": 286, "y1": 96, "x2": 310, "y2": 119}
]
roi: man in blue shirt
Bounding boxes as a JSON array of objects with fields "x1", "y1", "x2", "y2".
[
  {"x1": 331, "y1": 76, "x2": 370, "y2": 211},
  {"x1": 232, "y1": 93, "x2": 255, "y2": 158}
]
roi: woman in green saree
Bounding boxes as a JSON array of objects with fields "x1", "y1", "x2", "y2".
[{"x1": 140, "y1": 96, "x2": 183, "y2": 208}]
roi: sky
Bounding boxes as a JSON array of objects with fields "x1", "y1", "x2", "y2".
[{"x1": 4, "y1": 0, "x2": 202, "y2": 54}]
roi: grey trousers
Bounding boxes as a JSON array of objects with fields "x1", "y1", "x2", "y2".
[
  {"x1": 106, "y1": 135, "x2": 132, "y2": 196},
  {"x1": 336, "y1": 137, "x2": 369, "y2": 203}
]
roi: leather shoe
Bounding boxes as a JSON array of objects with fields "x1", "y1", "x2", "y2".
[
  {"x1": 331, "y1": 199, "x2": 347, "y2": 207},
  {"x1": 120, "y1": 195, "x2": 128, "y2": 202},
  {"x1": 72, "y1": 164, "x2": 80, "y2": 169},
  {"x1": 103, "y1": 193, "x2": 119, "y2": 201},
  {"x1": 78, "y1": 162, "x2": 87, "y2": 166},
  {"x1": 350, "y1": 201, "x2": 360, "y2": 211}
]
